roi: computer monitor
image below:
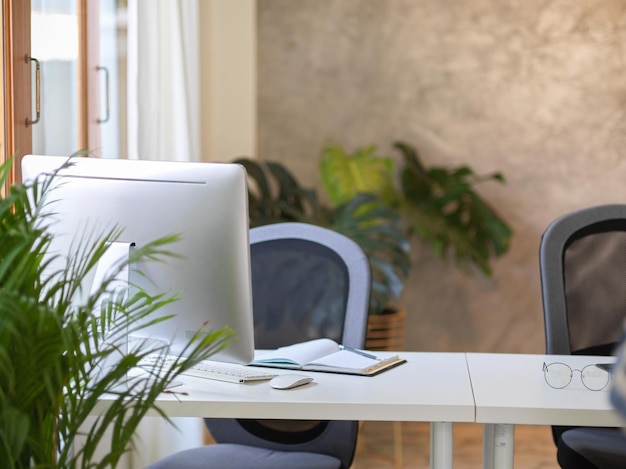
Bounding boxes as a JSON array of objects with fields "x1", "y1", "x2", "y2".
[{"x1": 21, "y1": 155, "x2": 255, "y2": 364}]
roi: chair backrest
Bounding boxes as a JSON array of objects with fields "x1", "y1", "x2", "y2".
[
  {"x1": 249, "y1": 222, "x2": 370, "y2": 349},
  {"x1": 206, "y1": 222, "x2": 371, "y2": 469},
  {"x1": 540, "y1": 204, "x2": 626, "y2": 356}
]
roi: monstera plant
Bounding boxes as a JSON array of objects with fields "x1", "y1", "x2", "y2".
[
  {"x1": 0, "y1": 157, "x2": 232, "y2": 468},
  {"x1": 234, "y1": 139, "x2": 511, "y2": 317}
]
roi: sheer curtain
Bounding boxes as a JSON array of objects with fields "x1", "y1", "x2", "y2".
[
  {"x1": 127, "y1": 0, "x2": 200, "y2": 162},
  {"x1": 125, "y1": 0, "x2": 204, "y2": 466}
]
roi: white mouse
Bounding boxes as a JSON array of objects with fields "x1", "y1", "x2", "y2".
[{"x1": 269, "y1": 374, "x2": 314, "y2": 390}]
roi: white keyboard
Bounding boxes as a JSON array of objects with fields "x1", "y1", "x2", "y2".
[{"x1": 138, "y1": 354, "x2": 278, "y2": 384}]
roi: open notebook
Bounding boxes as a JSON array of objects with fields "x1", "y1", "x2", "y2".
[{"x1": 252, "y1": 338, "x2": 406, "y2": 376}]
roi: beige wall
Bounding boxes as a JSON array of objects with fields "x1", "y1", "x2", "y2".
[
  {"x1": 256, "y1": 0, "x2": 626, "y2": 353},
  {"x1": 199, "y1": 0, "x2": 257, "y2": 162}
]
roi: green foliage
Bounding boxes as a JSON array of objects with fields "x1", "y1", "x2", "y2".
[
  {"x1": 331, "y1": 194, "x2": 411, "y2": 313},
  {"x1": 394, "y1": 142, "x2": 511, "y2": 275},
  {"x1": 0, "y1": 157, "x2": 233, "y2": 468},
  {"x1": 320, "y1": 146, "x2": 397, "y2": 207},
  {"x1": 319, "y1": 142, "x2": 512, "y2": 276},
  {"x1": 236, "y1": 140, "x2": 512, "y2": 313},
  {"x1": 235, "y1": 158, "x2": 331, "y2": 227},
  {"x1": 234, "y1": 157, "x2": 410, "y2": 314}
]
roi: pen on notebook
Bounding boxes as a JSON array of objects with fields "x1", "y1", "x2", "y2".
[{"x1": 340, "y1": 345, "x2": 380, "y2": 360}]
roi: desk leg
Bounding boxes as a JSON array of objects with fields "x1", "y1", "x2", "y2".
[
  {"x1": 483, "y1": 423, "x2": 514, "y2": 469},
  {"x1": 483, "y1": 424, "x2": 494, "y2": 469},
  {"x1": 430, "y1": 422, "x2": 453, "y2": 469}
]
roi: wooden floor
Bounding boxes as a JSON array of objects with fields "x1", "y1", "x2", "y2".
[{"x1": 353, "y1": 421, "x2": 559, "y2": 468}]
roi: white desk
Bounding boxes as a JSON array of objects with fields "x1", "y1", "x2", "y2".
[
  {"x1": 99, "y1": 352, "x2": 475, "y2": 469},
  {"x1": 467, "y1": 353, "x2": 623, "y2": 469}
]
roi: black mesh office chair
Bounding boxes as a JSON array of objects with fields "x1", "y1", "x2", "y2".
[
  {"x1": 148, "y1": 222, "x2": 371, "y2": 469},
  {"x1": 540, "y1": 204, "x2": 626, "y2": 469}
]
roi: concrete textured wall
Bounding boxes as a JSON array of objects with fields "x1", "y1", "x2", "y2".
[{"x1": 257, "y1": 0, "x2": 626, "y2": 353}]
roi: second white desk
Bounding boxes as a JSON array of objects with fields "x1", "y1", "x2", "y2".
[{"x1": 467, "y1": 353, "x2": 623, "y2": 469}]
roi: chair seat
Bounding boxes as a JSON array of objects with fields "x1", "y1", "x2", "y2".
[
  {"x1": 146, "y1": 443, "x2": 342, "y2": 469},
  {"x1": 558, "y1": 427, "x2": 626, "y2": 469}
]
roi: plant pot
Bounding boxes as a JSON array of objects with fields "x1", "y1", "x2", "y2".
[{"x1": 365, "y1": 307, "x2": 406, "y2": 351}]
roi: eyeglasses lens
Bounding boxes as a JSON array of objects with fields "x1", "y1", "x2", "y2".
[
  {"x1": 581, "y1": 365, "x2": 610, "y2": 391},
  {"x1": 544, "y1": 362, "x2": 572, "y2": 389}
]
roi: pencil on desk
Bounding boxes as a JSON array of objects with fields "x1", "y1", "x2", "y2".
[{"x1": 340, "y1": 345, "x2": 380, "y2": 360}]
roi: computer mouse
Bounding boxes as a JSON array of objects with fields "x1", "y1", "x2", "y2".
[{"x1": 269, "y1": 374, "x2": 314, "y2": 390}]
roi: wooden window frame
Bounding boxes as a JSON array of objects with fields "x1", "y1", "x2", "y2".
[
  {"x1": 1, "y1": 0, "x2": 99, "y2": 187},
  {"x1": 2, "y1": 0, "x2": 32, "y2": 185}
]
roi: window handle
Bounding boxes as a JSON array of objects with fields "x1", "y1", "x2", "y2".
[
  {"x1": 97, "y1": 66, "x2": 110, "y2": 124},
  {"x1": 25, "y1": 55, "x2": 41, "y2": 127}
]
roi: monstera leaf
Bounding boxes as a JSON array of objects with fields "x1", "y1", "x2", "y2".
[
  {"x1": 320, "y1": 145, "x2": 397, "y2": 207},
  {"x1": 394, "y1": 141, "x2": 511, "y2": 275}
]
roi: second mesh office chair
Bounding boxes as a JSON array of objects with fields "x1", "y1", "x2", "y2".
[
  {"x1": 540, "y1": 204, "x2": 626, "y2": 469},
  {"x1": 149, "y1": 222, "x2": 371, "y2": 469}
]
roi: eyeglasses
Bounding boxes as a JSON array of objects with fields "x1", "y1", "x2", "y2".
[{"x1": 543, "y1": 362, "x2": 613, "y2": 391}]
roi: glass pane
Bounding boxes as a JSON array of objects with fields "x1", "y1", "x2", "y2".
[
  {"x1": 31, "y1": 0, "x2": 79, "y2": 156},
  {"x1": 99, "y1": 0, "x2": 127, "y2": 158}
]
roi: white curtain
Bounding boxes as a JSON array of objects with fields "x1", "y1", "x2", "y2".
[
  {"x1": 124, "y1": 0, "x2": 205, "y2": 466},
  {"x1": 127, "y1": 0, "x2": 201, "y2": 162}
]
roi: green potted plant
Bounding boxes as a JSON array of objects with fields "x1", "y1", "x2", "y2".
[
  {"x1": 234, "y1": 144, "x2": 511, "y2": 349},
  {"x1": 0, "y1": 157, "x2": 232, "y2": 468}
]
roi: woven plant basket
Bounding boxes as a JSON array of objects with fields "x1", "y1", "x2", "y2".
[{"x1": 365, "y1": 307, "x2": 406, "y2": 351}]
